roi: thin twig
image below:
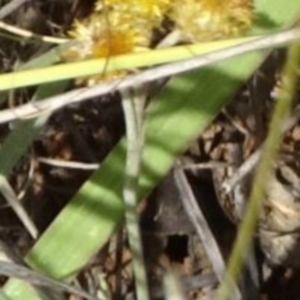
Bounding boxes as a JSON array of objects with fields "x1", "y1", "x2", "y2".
[
  {"x1": 0, "y1": 0, "x2": 29, "y2": 19},
  {"x1": 0, "y1": 175, "x2": 38, "y2": 239},
  {"x1": 0, "y1": 0, "x2": 30, "y2": 19},
  {"x1": 173, "y1": 162, "x2": 241, "y2": 300},
  {"x1": 0, "y1": 261, "x2": 99, "y2": 300},
  {"x1": 0, "y1": 27, "x2": 299, "y2": 124},
  {"x1": 181, "y1": 161, "x2": 230, "y2": 170},
  {"x1": 0, "y1": 20, "x2": 69, "y2": 44},
  {"x1": 37, "y1": 157, "x2": 100, "y2": 170}
]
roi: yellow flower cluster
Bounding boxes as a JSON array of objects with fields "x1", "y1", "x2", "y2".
[
  {"x1": 66, "y1": 0, "x2": 172, "y2": 58},
  {"x1": 66, "y1": 13, "x2": 144, "y2": 60},
  {"x1": 63, "y1": 0, "x2": 172, "y2": 84},
  {"x1": 64, "y1": 0, "x2": 253, "y2": 84}
]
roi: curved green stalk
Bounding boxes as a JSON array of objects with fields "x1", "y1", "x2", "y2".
[
  {"x1": 215, "y1": 41, "x2": 300, "y2": 300},
  {"x1": 121, "y1": 87, "x2": 149, "y2": 300},
  {"x1": 0, "y1": 36, "x2": 257, "y2": 91}
]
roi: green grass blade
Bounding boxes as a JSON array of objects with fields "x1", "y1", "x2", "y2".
[
  {"x1": 0, "y1": 36, "x2": 260, "y2": 91},
  {"x1": 215, "y1": 40, "x2": 300, "y2": 300}
]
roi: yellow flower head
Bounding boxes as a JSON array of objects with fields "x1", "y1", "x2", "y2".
[
  {"x1": 170, "y1": 0, "x2": 253, "y2": 42},
  {"x1": 66, "y1": 12, "x2": 150, "y2": 60},
  {"x1": 63, "y1": 1, "x2": 175, "y2": 84},
  {"x1": 62, "y1": 12, "x2": 151, "y2": 85}
]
